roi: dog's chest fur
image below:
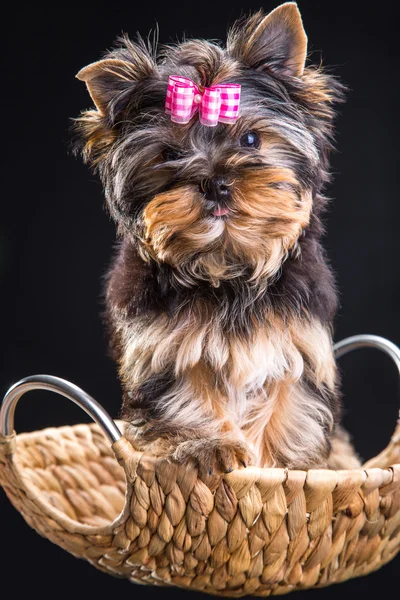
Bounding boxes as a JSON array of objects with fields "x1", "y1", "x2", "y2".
[{"x1": 116, "y1": 296, "x2": 337, "y2": 467}]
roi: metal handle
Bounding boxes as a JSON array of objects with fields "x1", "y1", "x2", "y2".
[
  {"x1": 334, "y1": 334, "x2": 400, "y2": 378},
  {"x1": 0, "y1": 375, "x2": 122, "y2": 444},
  {"x1": 334, "y1": 335, "x2": 400, "y2": 469}
]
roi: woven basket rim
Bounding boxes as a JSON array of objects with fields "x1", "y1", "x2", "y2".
[{"x1": 2, "y1": 422, "x2": 400, "y2": 538}]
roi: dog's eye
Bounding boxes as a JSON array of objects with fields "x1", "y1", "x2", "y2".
[
  {"x1": 162, "y1": 147, "x2": 181, "y2": 162},
  {"x1": 239, "y1": 131, "x2": 261, "y2": 149}
]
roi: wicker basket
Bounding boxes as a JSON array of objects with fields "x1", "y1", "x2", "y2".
[{"x1": 0, "y1": 335, "x2": 399, "y2": 596}]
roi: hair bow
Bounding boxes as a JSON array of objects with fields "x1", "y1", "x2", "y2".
[{"x1": 165, "y1": 76, "x2": 241, "y2": 127}]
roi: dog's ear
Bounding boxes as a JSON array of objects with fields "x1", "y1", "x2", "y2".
[
  {"x1": 76, "y1": 40, "x2": 155, "y2": 115},
  {"x1": 227, "y1": 2, "x2": 307, "y2": 78}
]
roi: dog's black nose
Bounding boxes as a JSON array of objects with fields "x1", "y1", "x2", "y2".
[{"x1": 202, "y1": 177, "x2": 231, "y2": 203}]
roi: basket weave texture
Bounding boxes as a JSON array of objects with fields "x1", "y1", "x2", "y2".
[{"x1": 1, "y1": 421, "x2": 400, "y2": 596}]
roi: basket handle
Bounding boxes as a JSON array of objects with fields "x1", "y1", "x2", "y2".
[
  {"x1": 334, "y1": 334, "x2": 400, "y2": 469},
  {"x1": 0, "y1": 374, "x2": 122, "y2": 444},
  {"x1": 334, "y1": 334, "x2": 400, "y2": 374}
]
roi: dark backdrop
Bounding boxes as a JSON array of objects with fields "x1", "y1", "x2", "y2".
[{"x1": 1, "y1": 1, "x2": 399, "y2": 597}]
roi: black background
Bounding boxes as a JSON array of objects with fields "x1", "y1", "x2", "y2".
[{"x1": 1, "y1": 1, "x2": 399, "y2": 597}]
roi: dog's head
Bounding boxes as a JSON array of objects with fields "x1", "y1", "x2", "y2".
[{"x1": 75, "y1": 2, "x2": 342, "y2": 286}]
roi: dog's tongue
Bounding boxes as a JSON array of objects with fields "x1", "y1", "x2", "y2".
[{"x1": 213, "y1": 206, "x2": 229, "y2": 217}]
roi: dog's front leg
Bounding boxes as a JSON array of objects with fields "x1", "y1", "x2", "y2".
[{"x1": 120, "y1": 347, "x2": 253, "y2": 477}]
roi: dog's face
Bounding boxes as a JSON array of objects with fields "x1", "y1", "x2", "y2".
[{"x1": 76, "y1": 2, "x2": 341, "y2": 285}]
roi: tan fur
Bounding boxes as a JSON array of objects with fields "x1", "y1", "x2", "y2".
[
  {"x1": 142, "y1": 185, "x2": 211, "y2": 264},
  {"x1": 300, "y1": 67, "x2": 340, "y2": 112},
  {"x1": 142, "y1": 165, "x2": 312, "y2": 287},
  {"x1": 74, "y1": 111, "x2": 117, "y2": 165},
  {"x1": 228, "y1": 167, "x2": 312, "y2": 281}
]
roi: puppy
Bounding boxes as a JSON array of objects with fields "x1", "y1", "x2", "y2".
[{"x1": 75, "y1": 2, "x2": 359, "y2": 476}]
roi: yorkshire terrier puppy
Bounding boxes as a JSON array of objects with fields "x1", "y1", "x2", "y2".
[{"x1": 75, "y1": 2, "x2": 359, "y2": 476}]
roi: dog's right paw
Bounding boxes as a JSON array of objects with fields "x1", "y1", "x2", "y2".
[{"x1": 172, "y1": 437, "x2": 253, "y2": 479}]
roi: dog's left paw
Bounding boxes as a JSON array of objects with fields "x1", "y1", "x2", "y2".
[{"x1": 172, "y1": 437, "x2": 254, "y2": 479}]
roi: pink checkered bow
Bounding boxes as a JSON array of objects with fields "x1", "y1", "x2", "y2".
[{"x1": 165, "y1": 75, "x2": 241, "y2": 127}]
